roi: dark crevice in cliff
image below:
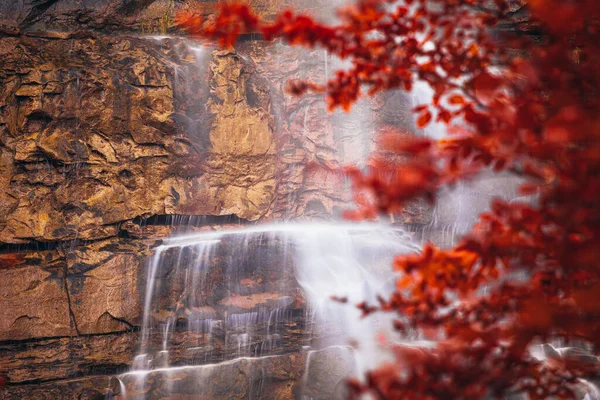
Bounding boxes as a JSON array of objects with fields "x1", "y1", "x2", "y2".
[
  {"x1": 0, "y1": 236, "x2": 125, "y2": 254},
  {"x1": 0, "y1": 241, "x2": 60, "y2": 254},
  {"x1": 0, "y1": 328, "x2": 140, "y2": 346},
  {"x1": 101, "y1": 312, "x2": 137, "y2": 331},
  {"x1": 237, "y1": 33, "x2": 266, "y2": 42},
  {"x1": 63, "y1": 268, "x2": 81, "y2": 336},
  {"x1": 18, "y1": 0, "x2": 61, "y2": 30},
  {"x1": 0, "y1": 27, "x2": 19, "y2": 37},
  {"x1": 0, "y1": 214, "x2": 254, "y2": 253},
  {"x1": 14, "y1": 157, "x2": 87, "y2": 172},
  {"x1": 132, "y1": 213, "x2": 252, "y2": 227},
  {"x1": 4, "y1": 367, "x2": 130, "y2": 387}
]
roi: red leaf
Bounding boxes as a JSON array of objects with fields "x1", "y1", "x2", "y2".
[
  {"x1": 437, "y1": 109, "x2": 452, "y2": 123},
  {"x1": 472, "y1": 72, "x2": 502, "y2": 103},
  {"x1": 519, "y1": 183, "x2": 539, "y2": 195},
  {"x1": 378, "y1": 132, "x2": 432, "y2": 154}
]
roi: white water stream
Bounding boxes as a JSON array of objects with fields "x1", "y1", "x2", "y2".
[{"x1": 117, "y1": 223, "x2": 420, "y2": 399}]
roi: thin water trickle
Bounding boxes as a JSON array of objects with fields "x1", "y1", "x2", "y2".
[{"x1": 118, "y1": 377, "x2": 128, "y2": 400}]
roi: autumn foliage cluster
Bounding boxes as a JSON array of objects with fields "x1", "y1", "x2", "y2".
[{"x1": 177, "y1": 0, "x2": 600, "y2": 398}]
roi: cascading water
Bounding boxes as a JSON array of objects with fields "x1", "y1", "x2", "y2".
[{"x1": 117, "y1": 223, "x2": 420, "y2": 399}]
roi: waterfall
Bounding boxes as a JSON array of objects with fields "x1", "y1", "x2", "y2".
[
  {"x1": 109, "y1": 30, "x2": 595, "y2": 400},
  {"x1": 118, "y1": 222, "x2": 420, "y2": 399}
]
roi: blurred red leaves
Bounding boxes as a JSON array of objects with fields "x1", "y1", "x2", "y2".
[{"x1": 177, "y1": 0, "x2": 600, "y2": 398}]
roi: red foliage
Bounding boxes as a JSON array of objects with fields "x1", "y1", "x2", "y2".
[{"x1": 177, "y1": 0, "x2": 600, "y2": 398}]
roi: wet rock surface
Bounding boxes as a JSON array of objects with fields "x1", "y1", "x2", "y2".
[
  {"x1": 0, "y1": 239, "x2": 148, "y2": 341},
  {"x1": 0, "y1": 375, "x2": 118, "y2": 400},
  {"x1": 115, "y1": 346, "x2": 353, "y2": 400},
  {"x1": 0, "y1": 0, "x2": 430, "y2": 245},
  {"x1": 118, "y1": 355, "x2": 305, "y2": 400},
  {"x1": 235, "y1": 40, "x2": 431, "y2": 223},
  {"x1": 0, "y1": 0, "x2": 288, "y2": 34},
  {"x1": 0, "y1": 33, "x2": 282, "y2": 244},
  {"x1": 0, "y1": 33, "x2": 429, "y2": 245},
  {"x1": 0, "y1": 332, "x2": 138, "y2": 384},
  {"x1": 0, "y1": 232, "x2": 344, "y2": 397}
]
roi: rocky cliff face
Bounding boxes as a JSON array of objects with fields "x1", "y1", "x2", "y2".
[
  {"x1": 0, "y1": 34, "x2": 278, "y2": 244},
  {"x1": 0, "y1": 26, "x2": 425, "y2": 246}
]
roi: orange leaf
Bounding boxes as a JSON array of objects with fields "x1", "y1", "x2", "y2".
[
  {"x1": 448, "y1": 94, "x2": 465, "y2": 105},
  {"x1": 397, "y1": 275, "x2": 413, "y2": 289},
  {"x1": 417, "y1": 111, "x2": 432, "y2": 128}
]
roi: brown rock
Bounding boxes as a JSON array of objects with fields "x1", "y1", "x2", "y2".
[
  {"x1": 0, "y1": 238, "x2": 148, "y2": 341},
  {"x1": 0, "y1": 34, "x2": 283, "y2": 243},
  {"x1": 0, "y1": 4, "x2": 431, "y2": 400},
  {"x1": 0, "y1": 332, "x2": 138, "y2": 384},
  {"x1": 0, "y1": 0, "x2": 313, "y2": 35},
  {"x1": 218, "y1": 292, "x2": 292, "y2": 311},
  {"x1": 0, "y1": 252, "x2": 75, "y2": 341},
  {"x1": 67, "y1": 250, "x2": 143, "y2": 335},
  {"x1": 205, "y1": 50, "x2": 277, "y2": 221},
  {"x1": 0, "y1": 375, "x2": 117, "y2": 400},
  {"x1": 118, "y1": 352, "x2": 307, "y2": 400}
]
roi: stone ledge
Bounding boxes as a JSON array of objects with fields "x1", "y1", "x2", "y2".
[{"x1": 0, "y1": 332, "x2": 138, "y2": 384}]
